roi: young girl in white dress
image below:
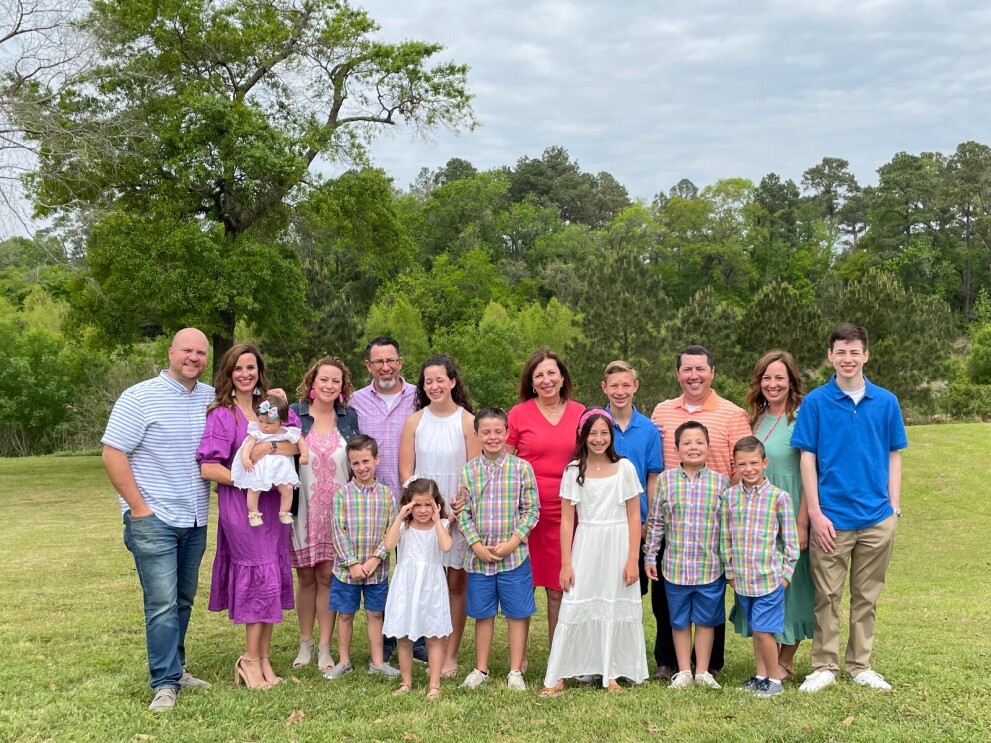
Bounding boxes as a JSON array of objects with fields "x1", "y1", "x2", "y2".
[
  {"x1": 540, "y1": 408, "x2": 649, "y2": 696},
  {"x1": 398, "y1": 354, "x2": 480, "y2": 676},
  {"x1": 383, "y1": 478, "x2": 454, "y2": 700},
  {"x1": 232, "y1": 395, "x2": 309, "y2": 527}
]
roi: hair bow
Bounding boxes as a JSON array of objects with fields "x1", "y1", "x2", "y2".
[{"x1": 258, "y1": 400, "x2": 279, "y2": 420}]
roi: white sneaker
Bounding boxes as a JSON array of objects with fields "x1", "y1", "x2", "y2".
[
  {"x1": 461, "y1": 668, "x2": 489, "y2": 689},
  {"x1": 852, "y1": 669, "x2": 892, "y2": 690},
  {"x1": 669, "y1": 670, "x2": 694, "y2": 689},
  {"x1": 799, "y1": 669, "x2": 836, "y2": 693},
  {"x1": 507, "y1": 670, "x2": 526, "y2": 691},
  {"x1": 694, "y1": 671, "x2": 721, "y2": 689}
]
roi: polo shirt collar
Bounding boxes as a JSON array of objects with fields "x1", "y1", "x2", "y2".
[
  {"x1": 605, "y1": 403, "x2": 643, "y2": 429},
  {"x1": 828, "y1": 374, "x2": 877, "y2": 400},
  {"x1": 674, "y1": 390, "x2": 722, "y2": 412}
]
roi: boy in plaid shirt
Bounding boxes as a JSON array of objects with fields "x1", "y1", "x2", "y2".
[
  {"x1": 721, "y1": 436, "x2": 799, "y2": 697},
  {"x1": 456, "y1": 407, "x2": 539, "y2": 691},
  {"x1": 644, "y1": 421, "x2": 729, "y2": 690},
  {"x1": 325, "y1": 435, "x2": 400, "y2": 680}
]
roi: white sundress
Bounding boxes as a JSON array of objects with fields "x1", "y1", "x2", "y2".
[
  {"x1": 413, "y1": 407, "x2": 468, "y2": 568},
  {"x1": 383, "y1": 520, "x2": 454, "y2": 640},
  {"x1": 543, "y1": 458, "x2": 649, "y2": 687},
  {"x1": 231, "y1": 422, "x2": 301, "y2": 491}
]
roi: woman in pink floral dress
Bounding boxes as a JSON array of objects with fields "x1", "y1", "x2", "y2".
[{"x1": 289, "y1": 357, "x2": 360, "y2": 672}]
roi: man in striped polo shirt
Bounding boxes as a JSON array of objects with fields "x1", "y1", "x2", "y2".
[
  {"x1": 650, "y1": 345, "x2": 751, "y2": 680},
  {"x1": 102, "y1": 328, "x2": 214, "y2": 711}
]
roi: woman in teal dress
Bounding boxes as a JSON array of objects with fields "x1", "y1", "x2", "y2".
[{"x1": 730, "y1": 349, "x2": 815, "y2": 681}]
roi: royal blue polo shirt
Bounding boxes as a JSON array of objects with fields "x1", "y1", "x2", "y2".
[
  {"x1": 790, "y1": 375, "x2": 907, "y2": 530},
  {"x1": 606, "y1": 404, "x2": 664, "y2": 523}
]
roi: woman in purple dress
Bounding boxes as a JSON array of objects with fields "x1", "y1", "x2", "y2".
[{"x1": 197, "y1": 344, "x2": 297, "y2": 689}]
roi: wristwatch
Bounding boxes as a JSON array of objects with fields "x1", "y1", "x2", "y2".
[
  {"x1": 893, "y1": 508, "x2": 902, "y2": 518},
  {"x1": 270, "y1": 441, "x2": 278, "y2": 452}
]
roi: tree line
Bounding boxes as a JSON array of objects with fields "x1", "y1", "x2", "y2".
[{"x1": 2, "y1": 0, "x2": 990, "y2": 455}]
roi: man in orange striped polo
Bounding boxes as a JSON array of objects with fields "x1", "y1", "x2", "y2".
[{"x1": 649, "y1": 345, "x2": 751, "y2": 680}]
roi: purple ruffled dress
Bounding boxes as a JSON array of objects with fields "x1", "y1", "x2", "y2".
[{"x1": 197, "y1": 406, "x2": 297, "y2": 624}]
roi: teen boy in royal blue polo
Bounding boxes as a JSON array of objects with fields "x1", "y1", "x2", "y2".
[{"x1": 791, "y1": 324, "x2": 907, "y2": 693}]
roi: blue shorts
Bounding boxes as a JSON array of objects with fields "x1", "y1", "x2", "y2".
[
  {"x1": 736, "y1": 584, "x2": 785, "y2": 634},
  {"x1": 466, "y1": 559, "x2": 537, "y2": 620},
  {"x1": 665, "y1": 576, "x2": 726, "y2": 629},
  {"x1": 330, "y1": 575, "x2": 388, "y2": 614}
]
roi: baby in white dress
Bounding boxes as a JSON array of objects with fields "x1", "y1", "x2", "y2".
[{"x1": 232, "y1": 395, "x2": 309, "y2": 527}]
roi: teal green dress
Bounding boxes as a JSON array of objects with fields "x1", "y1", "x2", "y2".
[{"x1": 729, "y1": 409, "x2": 815, "y2": 644}]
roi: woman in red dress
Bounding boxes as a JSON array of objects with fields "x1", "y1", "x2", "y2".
[{"x1": 507, "y1": 349, "x2": 584, "y2": 648}]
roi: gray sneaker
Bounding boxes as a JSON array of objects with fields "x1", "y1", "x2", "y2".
[
  {"x1": 368, "y1": 662, "x2": 401, "y2": 678},
  {"x1": 741, "y1": 676, "x2": 761, "y2": 692},
  {"x1": 323, "y1": 661, "x2": 353, "y2": 680},
  {"x1": 178, "y1": 671, "x2": 211, "y2": 689},
  {"x1": 148, "y1": 688, "x2": 177, "y2": 712},
  {"x1": 756, "y1": 679, "x2": 784, "y2": 698}
]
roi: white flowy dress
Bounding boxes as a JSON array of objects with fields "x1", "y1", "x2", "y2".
[
  {"x1": 413, "y1": 406, "x2": 468, "y2": 568},
  {"x1": 543, "y1": 458, "x2": 649, "y2": 687},
  {"x1": 383, "y1": 520, "x2": 454, "y2": 640}
]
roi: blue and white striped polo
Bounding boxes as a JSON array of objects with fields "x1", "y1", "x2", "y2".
[{"x1": 102, "y1": 371, "x2": 215, "y2": 527}]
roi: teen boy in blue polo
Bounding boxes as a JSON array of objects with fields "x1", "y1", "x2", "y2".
[
  {"x1": 601, "y1": 361, "x2": 666, "y2": 674},
  {"x1": 791, "y1": 324, "x2": 907, "y2": 693},
  {"x1": 325, "y1": 435, "x2": 401, "y2": 680}
]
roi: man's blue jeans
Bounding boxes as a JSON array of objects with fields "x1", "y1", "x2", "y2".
[{"x1": 123, "y1": 511, "x2": 207, "y2": 691}]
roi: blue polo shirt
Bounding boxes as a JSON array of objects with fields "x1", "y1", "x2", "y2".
[
  {"x1": 606, "y1": 404, "x2": 664, "y2": 523},
  {"x1": 790, "y1": 375, "x2": 907, "y2": 530},
  {"x1": 102, "y1": 371, "x2": 214, "y2": 528}
]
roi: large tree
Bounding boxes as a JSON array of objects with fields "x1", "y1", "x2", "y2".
[{"x1": 13, "y1": 0, "x2": 474, "y2": 367}]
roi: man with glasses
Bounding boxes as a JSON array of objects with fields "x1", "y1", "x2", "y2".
[{"x1": 349, "y1": 336, "x2": 418, "y2": 663}]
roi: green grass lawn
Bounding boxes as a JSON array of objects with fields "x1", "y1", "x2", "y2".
[{"x1": 2, "y1": 423, "x2": 990, "y2": 742}]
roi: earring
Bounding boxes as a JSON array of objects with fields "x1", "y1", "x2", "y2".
[
  {"x1": 253, "y1": 386, "x2": 261, "y2": 396},
  {"x1": 230, "y1": 389, "x2": 236, "y2": 398},
  {"x1": 309, "y1": 389, "x2": 316, "y2": 400},
  {"x1": 338, "y1": 393, "x2": 344, "y2": 404}
]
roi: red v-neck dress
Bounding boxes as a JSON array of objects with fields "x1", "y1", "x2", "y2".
[{"x1": 507, "y1": 399, "x2": 584, "y2": 591}]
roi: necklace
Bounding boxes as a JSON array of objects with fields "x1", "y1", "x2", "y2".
[
  {"x1": 536, "y1": 399, "x2": 562, "y2": 417},
  {"x1": 757, "y1": 409, "x2": 786, "y2": 443}
]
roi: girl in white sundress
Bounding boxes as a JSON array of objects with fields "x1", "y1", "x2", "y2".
[
  {"x1": 232, "y1": 395, "x2": 309, "y2": 527},
  {"x1": 398, "y1": 354, "x2": 480, "y2": 677},
  {"x1": 383, "y1": 478, "x2": 454, "y2": 700},
  {"x1": 540, "y1": 408, "x2": 648, "y2": 696}
]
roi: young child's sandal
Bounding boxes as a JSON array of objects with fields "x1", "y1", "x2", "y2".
[
  {"x1": 440, "y1": 665, "x2": 458, "y2": 679},
  {"x1": 393, "y1": 683, "x2": 412, "y2": 695},
  {"x1": 426, "y1": 687, "x2": 441, "y2": 700}
]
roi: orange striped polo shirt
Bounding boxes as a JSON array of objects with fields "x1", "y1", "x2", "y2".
[{"x1": 655, "y1": 390, "x2": 752, "y2": 479}]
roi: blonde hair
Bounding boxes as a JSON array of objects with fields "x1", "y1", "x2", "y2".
[{"x1": 602, "y1": 359, "x2": 639, "y2": 382}]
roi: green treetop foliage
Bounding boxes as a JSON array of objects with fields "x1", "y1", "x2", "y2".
[{"x1": 13, "y1": 0, "x2": 474, "y2": 369}]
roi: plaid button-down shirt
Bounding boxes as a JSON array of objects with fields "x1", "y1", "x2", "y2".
[
  {"x1": 348, "y1": 381, "x2": 417, "y2": 499},
  {"x1": 332, "y1": 480, "x2": 395, "y2": 584},
  {"x1": 458, "y1": 452, "x2": 539, "y2": 575},
  {"x1": 720, "y1": 479, "x2": 799, "y2": 597},
  {"x1": 644, "y1": 466, "x2": 729, "y2": 586}
]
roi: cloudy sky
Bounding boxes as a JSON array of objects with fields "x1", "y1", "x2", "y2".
[{"x1": 355, "y1": 0, "x2": 991, "y2": 200}]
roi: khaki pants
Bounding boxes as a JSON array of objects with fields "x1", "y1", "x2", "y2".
[{"x1": 809, "y1": 514, "x2": 897, "y2": 676}]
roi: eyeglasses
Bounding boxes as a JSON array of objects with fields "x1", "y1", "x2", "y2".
[{"x1": 368, "y1": 357, "x2": 402, "y2": 368}]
